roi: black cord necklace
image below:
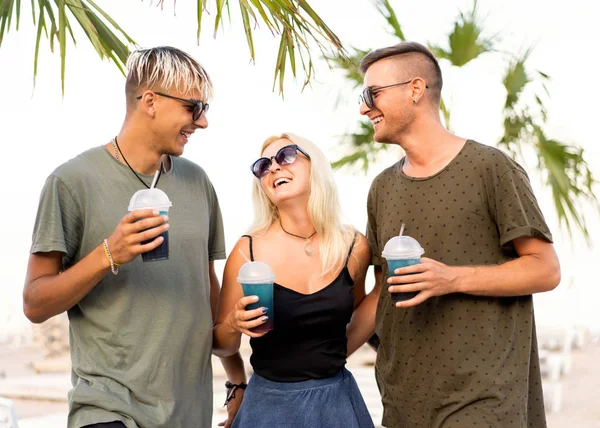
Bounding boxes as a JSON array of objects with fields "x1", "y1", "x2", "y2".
[
  {"x1": 279, "y1": 219, "x2": 317, "y2": 255},
  {"x1": 114, "y1": 136, "x2": 162, "y2": 189}
]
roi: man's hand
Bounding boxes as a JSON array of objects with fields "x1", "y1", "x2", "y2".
[
  {"x1": 387, "y1": 257, "x2": 461, "y2": 308},
  {"x1": 106, "y1": 209, "x2": 169, "y2": 265},
  {"x1": 218, "y1": 389, "x2": 244, "y2": 428}
]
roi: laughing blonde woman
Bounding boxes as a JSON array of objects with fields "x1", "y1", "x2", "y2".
[{"x1": 213, "y1": 133, "x2": 380, "y2": 427}]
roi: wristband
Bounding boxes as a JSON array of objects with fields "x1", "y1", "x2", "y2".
[{"x1": 224, "y1": 381, "x2": 247, "y2": 406}]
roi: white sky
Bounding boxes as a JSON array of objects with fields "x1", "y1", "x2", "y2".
[{"x1": 1, "y1": 0, "x2": 599, "y2": 339}]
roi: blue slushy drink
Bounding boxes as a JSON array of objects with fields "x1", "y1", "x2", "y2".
[
  {"x1": 382, "y1": 234, "x2": 425, "y2": 303},
  {"x1": 237, "y1": 261, "x2": 276, "y2": 333},
  {"x1": 128, "y1": 188, "x2": 172, "y2": 262}
]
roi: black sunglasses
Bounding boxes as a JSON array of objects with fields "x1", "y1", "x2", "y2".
[
  {"x1": 358, "y1": 79, "x2": 428, "y2": 109},
  {"x1": 136, "y1": 91, "x2": 209, "y2": 121},
  {"x1": 251, "y1": 144, "x2": 311, "y2": 178}
]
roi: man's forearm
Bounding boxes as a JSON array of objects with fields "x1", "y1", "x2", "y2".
[
  {"x1": 454, "y1": 253, "x2": 560, "y2": 297},
  {"x1": 213, "y1": 323, "x2": 243, "y2": 358},
  {"x1": 347, "y1": 287, "x2": 380, "y2": 356},
  {"x1": 23, "y1": 246, "x2": 111, "y2": 323}
]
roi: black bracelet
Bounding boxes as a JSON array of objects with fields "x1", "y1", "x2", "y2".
[{"x1": 224, "y1": 381, "x2": 247, "y2": 406}]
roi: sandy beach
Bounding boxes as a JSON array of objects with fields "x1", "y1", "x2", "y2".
[{"x1": 1, "y1": 334, "x2": 599, "y2": 427}]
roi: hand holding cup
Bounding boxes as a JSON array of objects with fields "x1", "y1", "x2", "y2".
[
  {"x1": 226, "y1": 295, "x2": 271, "y2": 338},
  {"x1": 105, "y1": 209, "x2": 169, "y2": 265},
  {"x1": 234, "y1": 260, "x2": 276, "y2": 336},
  {"x1": 382, "y1": 230, "x2": 425, "y2": 303}
]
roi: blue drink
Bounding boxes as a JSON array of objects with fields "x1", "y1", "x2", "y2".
[
  {"x1": 241, "y1": 283, "x2": 274, "y2": 333},
  {"x1": 387, "y1": 258, "x2": 421, "y2": 302},
  {"x1": 382, "y1": 233, "x2": 425, "y2": 304},
  {"x1": 141, "y1": 210, "x2": 169, "y2": 262},
  {"x1": 128, "y1": 188, "x2": 172, "y2": 263}
]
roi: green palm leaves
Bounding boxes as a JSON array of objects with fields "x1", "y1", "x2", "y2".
[
  {"x1": 0, "y1": 0, "x2": 135, "y2": 94},
  {"x1": 429, "y1": 0, "x2": 493, "y2": 67},
  {"x1": 196, "y1": 0, "x2": 345, "y2": 93},
  {"x1": 499, "y1": 54, "x2": 598, "y2": 243},
  {"x1": 0, "y1": 0, "x2": 345, "y2": 95}
]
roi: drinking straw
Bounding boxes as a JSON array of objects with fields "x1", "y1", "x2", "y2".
[
  {"x1": 238, "y1": 248, "x2": 251, "y2": 263},
  {"x1": 150, "y1": 170, "x2": 160, "y2": 189}
]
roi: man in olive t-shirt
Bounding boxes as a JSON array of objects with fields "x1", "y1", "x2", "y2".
[
  {"x1": 358, "y1": 42, "x2": 560, "y2": 427},
  {"x1": 24, "y1": 47, "x2": 246, "y2": 428}
]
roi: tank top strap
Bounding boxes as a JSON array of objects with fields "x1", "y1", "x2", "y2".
[
  {"x1": 241, "y1": 235, "x2": 255, "y2": 261},
  {"x1": 345, "y1": 232, "x2": 358, "y2": 267}
]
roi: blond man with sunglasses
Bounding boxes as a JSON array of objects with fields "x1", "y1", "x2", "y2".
[{"x1": 24, "y1": 46, "x2": 245, "y2": 428}]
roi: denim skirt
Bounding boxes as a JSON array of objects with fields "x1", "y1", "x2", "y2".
[{"x1": 231, "y1": 368, "x2": 375, "y2": 428}]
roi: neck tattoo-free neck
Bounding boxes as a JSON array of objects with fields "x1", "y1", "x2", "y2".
[
  {"x1": 279, "y1": 219, "x2": 317, "y2": 255},
  {"x1": 112, "y1": 136, "x2": 165, "y2": 189}
]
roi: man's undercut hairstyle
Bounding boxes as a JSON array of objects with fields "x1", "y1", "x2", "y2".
[
  {"x1": 360, "y1": 42, "x2": 443, "y2": 105},
  {"x1": 125, "y1": 46, "x2": 213, "y2": 107}
]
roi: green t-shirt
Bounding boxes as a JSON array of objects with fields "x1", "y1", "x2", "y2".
[
  {"x1": 31, "y1": 146, "x2": 226, "y2": 428},
  {"x1": 366, "y1": 140, "x2": 552, "y2": 428}
]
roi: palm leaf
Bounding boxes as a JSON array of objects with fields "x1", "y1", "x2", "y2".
[
  {"x1": 498, "y1": 53, "x2": 599, "y2": 241},
  {"x1": 197, "y1": 0, "x2": 207, "y2": 42},
  {"x1": 503, "y1": 50, "x2": 530, "y2": 109},
  {"x1": 376, "y1": 0, "x2": 405, "y2": 41},
  {"x1": 331, "y1": 121, "x2": 390, "y2": 173},
  {"x1": 58, "y1": 0, "x2": 66, "y2": 94},
  {"x1": 326, "y1": 48, "x2": 369, "y2": 88},
  {"x1": 534, "y1": 129, "x2": 599, "y2": 244},
  {"x1": 0, "y1": 0, "x2": 137, "y2": 95},
  {"x1": 430, "y1": 0, "x2": 494, "y2": 67},
  {"x1": 238, "y1": 0, "x2": 256, "y2": 62},
  {"x1": 440, "y1": 97, "x2": 451, "y2": 129},
  {"x1": 197, "y1": 0, "x2": 346, "y2": 93},
  {"x1": 33, "y1": 3, "x2": 44, "y2": 82}
]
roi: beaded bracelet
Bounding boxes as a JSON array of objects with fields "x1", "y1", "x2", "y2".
[
  {"x1": 223, "y1": 381, "x2": 247, "y2": 406},
  {"x1": 102, "y1": 239, "x2": 120, "y2": 275}
]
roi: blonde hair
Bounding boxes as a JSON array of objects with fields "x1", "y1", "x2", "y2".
[
  {"x1": 125, "y1": 46, "x2": 213, "y2": 106},
  {"x1": 248, "y1": 133, "x2": 356, "y2": 276}
]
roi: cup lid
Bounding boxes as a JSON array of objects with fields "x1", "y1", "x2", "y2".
[
  {"x1": 382, "y1": 235, "x2": 424, "y2": 259},
  {"x1": 237, "y1": 261, "x2": 276, "y2": 284},
  {"x1": 128, "y1": 188, "x2": 172, "y2": 211}
]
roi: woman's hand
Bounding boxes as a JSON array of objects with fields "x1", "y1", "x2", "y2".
[{"x1": 226, "y1": 295, "x2": 270, "y2": 338}]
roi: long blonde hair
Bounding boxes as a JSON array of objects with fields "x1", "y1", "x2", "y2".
[{"x1": 248, "y1": 133, "x2": 355, "y2": 276}]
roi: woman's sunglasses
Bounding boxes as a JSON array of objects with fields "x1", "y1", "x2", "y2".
[{"x1": 251, "y1": 144, "x2": 311, "y2": 178}]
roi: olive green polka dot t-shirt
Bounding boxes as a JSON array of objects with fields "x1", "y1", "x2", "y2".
[{"x1": 366, "y1": 140, "x2": 552, "y2": 428}]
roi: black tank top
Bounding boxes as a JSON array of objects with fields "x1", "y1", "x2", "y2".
[{"x1": 242, "y1": 234, "x2": 357, "y2": 382}]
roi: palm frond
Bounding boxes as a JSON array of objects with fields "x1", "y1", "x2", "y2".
[
  {"x1": 440, "y1": 96, "x2": 451, "y2": 129},
  {"x1": 376, "y1": 0, "x2": 405, "y2": 41},
  {"x1": 498, "y1": 56, "x2": 599, "y2": 242},
  {"x1": 429, "y1": 0, "x2": 494, "y2": 67},
  {"x1": 0, "y1": 0, "x2": 137, "y2": 95},
  {"x1": 326, "y1": 47, "x2": 370, "y2": 88},
  {"x1": 534, "y1": 129, "x2": 599, "y2": 244},
  {"x1": 197, "y1": 0, "x2": 347, "y2": 94},
  {"x1": 331, "y1": 121, "x2": 389, "y2": 173},
  {"x1": 503, "y1": 50, "x2": 530, "y2": 109}
]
